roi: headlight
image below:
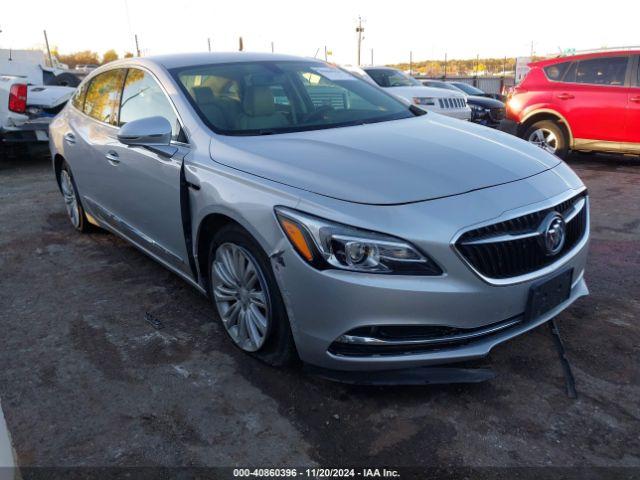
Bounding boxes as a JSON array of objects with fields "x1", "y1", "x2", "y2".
[
  {"x1": 412, "y1": 97, "x2": 436, "y2": 106},
  {"x1": 469, "y1": 104, "x2": 489, "y2": 113},
  {"x1": 275, "y1": 207, "x2": 443, "y2": 275}
]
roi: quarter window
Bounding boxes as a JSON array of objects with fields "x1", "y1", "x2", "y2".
[
  {"x1": 119, "y1": 69, "x2": 182, "y2": 141},
  {"x1": 544, "y1": 62, "x2": 571, "y2": 81},
  {"x1": 83, "y1": 69, "x2": 126, "y2": 124}
]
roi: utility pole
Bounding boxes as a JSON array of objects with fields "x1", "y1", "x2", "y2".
[
  {"x1": 324, "y1": 45, "x2": 327, "y2": 61},
  {"x1": 271, "y1": 41, "x2": 274, "y2": 53},
  {"x1": 135, "y1": 34, "x2": 141, "y2": 57},
  {"x1": 370, "y1": 48, "x2": 374, "y2": 66},
  {"x1": 443, "y1": 52, "x2": 447, "y2": 79},
  {"x1": 355, "y1": 16, "x2": 364, "y2": 66},
  {"x1": 43, "y1": 30, "x2": 53, "y2": 67},
  {"x1": 239, "y1": 37, "x2": 244, "y2": 51},
  {"x1": 208, "y1": 38, "x2": 211, "y2": 52},
  {"x1": 409, "y1": 51, "x2": 413, "y2": 76}
]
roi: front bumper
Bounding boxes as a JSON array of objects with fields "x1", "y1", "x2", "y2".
[{"x1": 272, "y1": 167, "x2": 589, "y2": 371}]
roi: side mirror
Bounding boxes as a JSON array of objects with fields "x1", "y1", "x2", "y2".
[{"x1": 117, "y1": 116, "x2": 176, "y2": 158}]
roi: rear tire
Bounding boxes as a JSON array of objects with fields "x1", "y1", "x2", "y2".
[
  {"x1": 208, "y1": 224, "x2": 298, "y2": 367},
  {"x1": 58, "y1": 162, "x2": 91, "y2": 233},
  {"x1": 524, "y1": 119, "x2": 569, "y2": 159}
]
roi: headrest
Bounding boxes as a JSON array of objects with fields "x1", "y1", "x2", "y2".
[
  {"x1": 192, "y1": 86, "x2": 216, "y2": 105},
  {"x1": 243, "y1": 86, "x2": 276, "y2": 117}
]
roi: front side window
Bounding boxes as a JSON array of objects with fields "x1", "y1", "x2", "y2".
[
  {"x1": 569, "y1": 56, "x2": 628, "y2": 86},
  {"x1": 83, "y1": 69, "x2": 126, "y2": 124},
  {"x1": 119, "y1": 68, "x2": 182, "y2": 141},
  {"x1": 365, "y1": 69, "x2": 421, "y2": 88},
  {"x1": 172, "y1": 61, "x2": 415, "y2": 135}
]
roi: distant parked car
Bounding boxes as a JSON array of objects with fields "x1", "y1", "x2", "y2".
[
  {"x1": 506, "y1": 49, "x2": 640, "y2": 158},
  {"x1": 423, "y1": 79, "x2": 506, "y2": 128},
  {"x1": 448, "y1": 81, "x2": 506, "y2": 102},
  {"x1": 360, "y1": 67, "x2": 471, "y2": 120}
]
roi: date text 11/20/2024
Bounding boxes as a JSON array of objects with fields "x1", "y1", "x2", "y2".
[{"x1": 233, "y1": 468, "x2": 401, "y2": 477}]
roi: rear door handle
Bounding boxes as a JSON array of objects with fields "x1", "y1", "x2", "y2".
[
  {"x1": 105, "y1": 151, "x2": 120, "y2": 165},
  {"x1": 63, "y1": 132, "x2": 76, "y2": 144},
  {"x1": 630, "y1": 96, "x2": 640, "y2": 103},
  {"x1": 556, "y1": 93, "x2": 575, "y2": 100}
]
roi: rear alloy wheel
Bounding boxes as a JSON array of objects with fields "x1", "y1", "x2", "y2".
[
  {"x1": 524, "y1": 120, "x2": 569, "y2": 159},
  {"x1": 208, "y1": 225, "x2": 297, "y2": 366},
  {"x1": 58, "y1": 163, "x2": 90, "y2": 232}
]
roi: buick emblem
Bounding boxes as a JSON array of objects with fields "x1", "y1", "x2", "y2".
[{"x1": 538, "y1": 212, "x2": 566, "y2": 256}]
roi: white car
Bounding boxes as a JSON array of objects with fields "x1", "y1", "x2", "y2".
[{"x1": 359, "y1": 66, "x2": 471, "y2": 121}]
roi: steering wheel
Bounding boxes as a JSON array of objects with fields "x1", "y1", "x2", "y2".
[{"x1": 303, "y1": 105, "x2": 334, "y2": 123}]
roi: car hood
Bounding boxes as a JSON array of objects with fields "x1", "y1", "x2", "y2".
[
  {"x1": 209, "y1": 114, "x2": 561, "y2": 205},
  {"x1": 466, "y1": 95, "x2": 504, "y2": 108},
  {"x1": 386, "y1": 85, "x2": 466, "y2": 99}
]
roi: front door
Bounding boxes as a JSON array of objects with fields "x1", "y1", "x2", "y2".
[{"x1": 107, "y1": 68, "x2": 191, "y2": 273}]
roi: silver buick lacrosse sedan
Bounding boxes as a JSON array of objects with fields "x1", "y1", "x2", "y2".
[{"x1": 49, "y1": 53, "x2": 589, "y2": 372}]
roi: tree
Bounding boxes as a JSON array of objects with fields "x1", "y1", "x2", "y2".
[
  {"x1": 124, "y1": 52, "x2": 134, "y2": 59},
  {"x1": 102, "y1": 49, "x2": 119, "y2": 64},
  {"x1": 57, "y1": 50, "x2": 100, "y2": 69}
]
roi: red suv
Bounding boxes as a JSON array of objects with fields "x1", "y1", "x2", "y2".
[{"x1": 506, "y1": 49, "x2": 639, "y2": 158}]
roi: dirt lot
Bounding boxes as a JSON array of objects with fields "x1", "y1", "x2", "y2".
[{"x1": 0, "y1": 149, "x2": 639, "y2": 475}]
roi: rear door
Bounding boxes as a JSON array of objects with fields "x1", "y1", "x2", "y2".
[
  {"x1": 625, "y1": 55, "x2": 640, "y2": 145},
  {"x1": 107, "y1": 67, "x2": 191, "y2": 272},
  {"x1": 550, "y1": 55, "x2": 629, "y2": 143},
  {"x1": 70, "y1": 68, "x2": 127, "y2": 219}
]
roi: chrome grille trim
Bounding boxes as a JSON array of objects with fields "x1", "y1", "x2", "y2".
[{"x1": 451, "y1": 188, "x2": 589, "y2": 286}]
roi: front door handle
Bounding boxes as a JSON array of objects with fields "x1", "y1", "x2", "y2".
[
  {"x1": 630, "y1": 96, "x2": 640, "y2": 103},
  {"x1": 105, "y1": 151, "x2": 120, "y2": 165},
  {"x1": 556, "y1": 93, "x2": 575, "y2": 100},
  {"x1": 63, "y1": 132, "x2": 76, "y2": 144}
]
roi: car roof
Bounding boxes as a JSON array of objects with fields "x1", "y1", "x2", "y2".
[
  {"x1": 133, "y1": 52, "x2": 321, "y2": 69},
  {"x1": 531, "y1": 49, "x2": 640, "y2": 67}
]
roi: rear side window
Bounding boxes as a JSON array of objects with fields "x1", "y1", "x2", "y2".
[
  {"x1": 570, "y1": 56, "x2": 628, "y2": 86},
  {"x1": 71, "y1": 80, "x2": 90, "y2": 110},
  {"x1": 119, "y1": 68, "x2": 182, "y2": 142},
  {"x1": 544, "y1": 62, "x2": 572, "y2": 81},
  {"x1": 83, "y1": 69, "x2": 127, "y2": 124}
]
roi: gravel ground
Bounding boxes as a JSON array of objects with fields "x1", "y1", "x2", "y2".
[{"x1": 0, "y1": 150, "x2": 638, "y2": 476}]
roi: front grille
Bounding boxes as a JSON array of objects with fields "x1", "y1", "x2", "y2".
[
  {"x1": 455, "y1": 192, "x2": 588, "y2": 279},
  {"x1": 489, "y1": 107, "x2": 505, "y2": 121},
  {"x1": 438, "y1": 97, "x2": 466, "y2": 109}
]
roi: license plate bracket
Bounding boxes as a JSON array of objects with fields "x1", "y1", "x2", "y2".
[{"x1": 525, "y1": 269, "x2": 573, "y2": 322}]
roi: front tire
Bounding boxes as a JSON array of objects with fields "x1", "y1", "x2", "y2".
[
  {"x1": 208, "y1": 224, "x2": 297, "y2": 367},
  {"x1": 58, "y1": 162, "x2": 90, "y2": 232},
  {"x1": 524, "y1": 119, "x2": 569, "y2": 159}
]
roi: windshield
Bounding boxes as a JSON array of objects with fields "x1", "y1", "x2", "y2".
[
  {"x1": 171, "y1": 61, "x2": 416, "y2": 135},
  {"x1": 451, "y1": 82, "x2": 484, "y2": 95},
  {"x1": 365, "y1": 68, "x2": 421, "y2": 87}
]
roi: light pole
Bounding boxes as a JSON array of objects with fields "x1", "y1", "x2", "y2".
[{"x1": 356, "y1": 16, "x2": 364, "y2": 66}]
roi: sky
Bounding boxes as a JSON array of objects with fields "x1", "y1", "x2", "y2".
[{"x1": 1, "y1": 0, "x2": 637, "y2": 65}]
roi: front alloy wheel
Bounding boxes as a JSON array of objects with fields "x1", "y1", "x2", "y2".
[{"x1": 211, "y1": 243, "x2": 270, "y2": 352}]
